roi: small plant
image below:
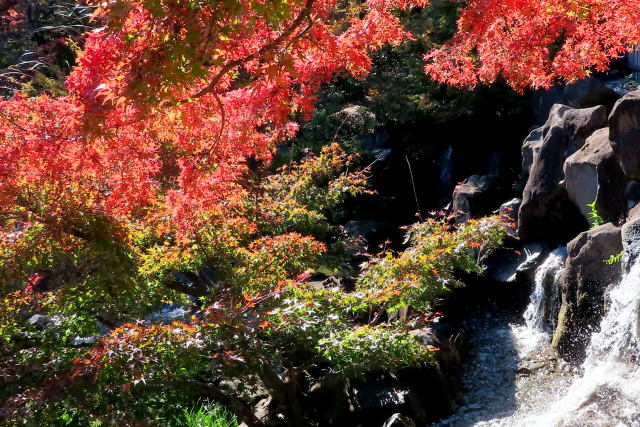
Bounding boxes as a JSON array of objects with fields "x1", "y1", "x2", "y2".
[
  {"x1": 180, "y1": 402, "x2": 238, "y2": 427},
  {"x1": 587, "y1": 200, "x2": 605, "y2": 227},
  {"x1": 604, "y1": 250, "x2": 624, "y2": 265}
]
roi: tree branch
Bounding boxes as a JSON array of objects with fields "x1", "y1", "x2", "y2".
[{"x1": 184, "y1": 0, "x2": 315, "y2": 102}]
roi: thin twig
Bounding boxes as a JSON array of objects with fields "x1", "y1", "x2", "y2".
[{"x1": 405, "y1": 154, "x2": 421, "y2": 218}]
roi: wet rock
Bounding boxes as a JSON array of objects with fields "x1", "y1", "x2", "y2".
[
  {"x1": 167, "y1": 271, "x2": 211, "y2": 297},
  {"x1": 400, "y1": 326, "x2": 462, "y2": 422},
  {"x1": 382, "y1": 413, "x2": 416, "y2": 427},
  {"x1": 476, "y1": 241, "x2": 549, "y2": 313},
  {"x1": 452, "y1": 175, "x2": 503, "y2": 223},
  {"x1": 351, "y1": 373, "x2": 412, "y2": 425},
  {"x1": 479, "y1": 243, "x2": 527, "y2": 285},
  {"x1": 512, "y1": 243, "x2": 552, "y2": 314},
  {"x1": 96, "y1": 311, "x2": 121, "y2": 329},
  {"x1": 609, "y1": 90, "x2": 640, "y2": 180},
  {"x1": 523, "y1": 246, "x2": 567, "y2": 332},
  {"x1": 344, "y1": 325, "x2": 462, "y2": 425},
  {"x1": 564, "y1": 128, "x2": 626, "y2": 224},
  {"x1": 621, "y1": 216, "x2": 640, "y2": 272},
  {"x1": 515, "y1": 244, "x2": 549, "y2": 281},
  {"x1": 519, "y1": 104, "x2": 606, "y2": 242},
  {"x1": 552, "y1": 223, "x2": 623, "y2": 362}
]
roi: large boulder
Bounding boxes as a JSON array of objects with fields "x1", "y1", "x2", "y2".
[
  {"x1": 564, "y1": 128, "x2": 626, "y2": 224},
  {"x1": 519, "y1": 104, "x2": 607, "y2": 242},
  {"x1": 452, "y1": 175, "x2": 505, "y2": 223},
  {"x1": 552, "y1": 223, "x2": 623, "y2": 362},
  {"x1": 531, "y1": 77, "x2": 620, "y2": 124},
  {"x1": 609, "y1": 90, "x2": 640, "y2": 180}
]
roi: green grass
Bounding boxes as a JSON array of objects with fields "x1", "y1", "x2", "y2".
[{"x1": 179, "y1": 402, "x2": 238, "y2": 427}]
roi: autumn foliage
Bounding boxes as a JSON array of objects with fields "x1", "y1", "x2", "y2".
[
  {"x1": 425, "y1": 0, "x2": 640, "y2": 91},
  {"x1": 2, "y1": 0, "x2": 630, "y2": 423}
]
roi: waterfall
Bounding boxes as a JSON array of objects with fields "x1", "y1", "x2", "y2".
[
  {"x1": 437, "y1": 146, "x2": 454, "y2": 206},
  {"x1": 523, "y1": 247, "x2": 568, "y2": 332},
  {"x1": 488, "y1": 152, "x2": 502, "y2": 177},
  {"x1": 434, "y1": 248, "x2": 571, "y2": 426},
  {"x1": 530, "y1": 261, "x2": 640, "y2": 425},
  {"x1": 436, "y1": 244, "x2": 640, "y2": 426}
]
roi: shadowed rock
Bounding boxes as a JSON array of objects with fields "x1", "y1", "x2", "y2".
[
  {"x1": 609, "y1": 90, "x2": 640, "y2": 180},
  {"x1": 519, "y1": 104, "x2": 606, "y2": 242}
]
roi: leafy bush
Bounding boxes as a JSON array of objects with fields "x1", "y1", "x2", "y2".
[{"x1": 0, "y1": 147, "x2": 506, "y2": 424}]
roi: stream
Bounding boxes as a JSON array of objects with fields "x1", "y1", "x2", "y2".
[{"x1": 436, "y1": 248, "x2": 640, "y2": 426}]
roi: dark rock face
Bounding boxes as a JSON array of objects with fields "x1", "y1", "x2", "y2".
[
  {"x1": 452, "y1": 175, "x2": 504, "y2": 224},
  {"x1": 564, "y1": 128, "x2": 626, "y2": 224},
  {"x1": 531, "y1": 77, "x2": 620, "y2": 124},
  {"x1": 609, "y1": 90, "x2": 640, "y2": 180},
  {"x1": 552, "y1": 223, "x2": 623, "y2": 362},
  {"x1": 519, "y1": 104, "x2": 607, "y2": 242},
  {"x1": 305, "y1": 373, "x2": 350, "y2": 425},
  {"x1": 476, "y1": 241, "x2": 549, "y2": 314},
  {"x1": 625, "y1": 181, "x2": 640, "y2": 215}
]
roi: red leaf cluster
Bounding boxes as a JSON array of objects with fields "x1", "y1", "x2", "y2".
[{"x1": 424, "y1": 0, "x2": 640, "y2": 91}]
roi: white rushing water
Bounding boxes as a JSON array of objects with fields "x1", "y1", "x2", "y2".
[
  {"x1": 436, "y1": 248, "x2": 574, "y2": 426},
  {"x1": 523, "y1": 247, "x2": 568, "y2": 333},
  {"x1": 439, "y1": 250, "x2": 640, "y2": 426},
  {"x1": 528, "y1": 261, "x2": 640, "y2": 426}
]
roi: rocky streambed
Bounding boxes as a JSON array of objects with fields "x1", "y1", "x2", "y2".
[
  {"x1": 434, "y1": 248, "x2": 578, "y2": 427},
  {"x1": 434, "y1": 311, "x2": 577, "y2": 427}
]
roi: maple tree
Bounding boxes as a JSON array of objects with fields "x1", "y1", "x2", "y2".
[
  {"x1": 424, "y1": 0, "x2": 640, "y2": 91},
  {"x1": 0, "y1": 0, "x2": 478, "y2": 425},
  {"x1": 7, "y1": 0, "x2": 627, "y2": 423}
]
